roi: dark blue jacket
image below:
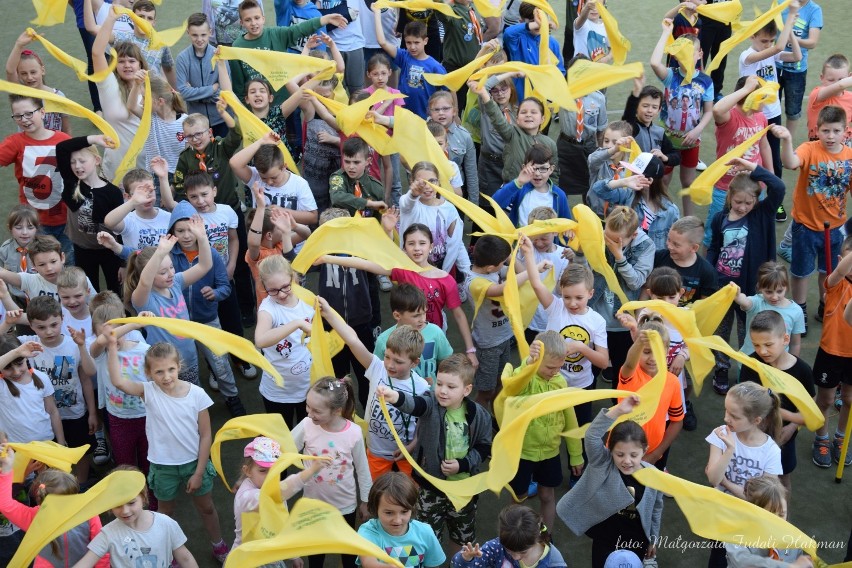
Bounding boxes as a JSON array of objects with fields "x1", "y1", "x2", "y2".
[{"x1": 493, "y1": 180, "x2": 572, "y2": 226}]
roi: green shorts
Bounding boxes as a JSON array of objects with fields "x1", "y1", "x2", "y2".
[{"x1": 148, "y1": 459, "x2": 216, "y2": 501}]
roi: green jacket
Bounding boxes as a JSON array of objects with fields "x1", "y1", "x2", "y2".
[
  {"x1": 482, "y1": 98, "x2": 559, "y2": 184},
  {"x1": 436, "y1": 2, "x2": 485, "y2": 70},
  {"x1": 173, "y1": 121, "x2": 243, "y2": 207},
  {"x1": 329, "y1": 168, "x2": 385, "y2": 218}
]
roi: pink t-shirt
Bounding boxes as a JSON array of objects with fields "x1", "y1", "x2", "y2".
[
  {"x1": 390, "y1": 268, "x2": 462, "y2": 328},
  {"x1": 364, "y1": 85, "x2": 405, "y2": 124},
  {"x1": 714, "y1": 107, "x2": 767, "y2": 191}
]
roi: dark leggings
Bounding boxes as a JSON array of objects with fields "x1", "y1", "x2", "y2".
[
  {"x1": 262, "y1": 397, "x2": 307, "y2": 430},
  {"x1": 708, "y1": 541, "x2": 728, "y2": 567},
  {"x1": 77, "y1": 27, "x2": 101, "y2": 113},
  {"x1": 700, "y1": 22, "x2": 732, "y2": 97},
  {"x1": 308, "y1": 511, "x2": 357, "y2": 568},
  {"x1": 74, "y1": 245, "x2": 123, "y2": 295}
]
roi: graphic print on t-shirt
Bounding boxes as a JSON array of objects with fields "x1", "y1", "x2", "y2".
[
  {"x1": 805, "y1": 159, "x2": 852, "y2": 215},
  {"x1": 385, "y1": 544, "x2": 425, "y2": 567},
  {"x1": 560, "y1": 324, "x2": 591, "y2": 373},
  {"x1": 407, "y1": 64, "x2": 425, "y2": 89}
]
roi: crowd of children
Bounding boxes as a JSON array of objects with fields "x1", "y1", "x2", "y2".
[{"x1": 0, "y1": 0, "x2": 850, "y2": 566}]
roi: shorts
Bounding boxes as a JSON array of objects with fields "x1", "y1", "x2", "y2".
[
  {"x1": 61, "y1": 413, "x2": 96, "y2": 454},
  {"x1": 148, "y1": 459, "x2": 216, "y2": 501},
  {"x1": 778, "y1": 69, "x2": 806, "y2": 120},
  {"x1": 780, "y1": 430, "x2": 798, "y2": 474},
  {"x1": 474, "y1": 339, "x2": 513, "y2": 392},
  {"x1": 508, "y1": 454, "x2": 563, "y2": 497},
  {"x1": 812, "y1": 348, "x2": 852, "y2": 390},
  {"x1": 664, "y1": 145, "x2": 700, "y2": 174},
  {"x1": 790, "y1": 221, "x2": 844, "y2": 278},
  {"x1": 417, "y1": 485, "x2": 477, "y2": 545},
  {"x1": 367, "y1": 449, "x2": 413, "y2": 481}
]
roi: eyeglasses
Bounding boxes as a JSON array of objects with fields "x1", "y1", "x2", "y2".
[
  {"x1": 264, "y1": 282, "x2": 293, "y2": 296},
  {"x1": 430, "y1": 106, "x2": 454, "y2": 113},
  {"x1": 531, "y1": 165, "x2": 552, "y2": 174},
  {"x1": 10, "y1": 109, "x2": 41, "y2": 122},
  {"x1": 489, "y1": 84, "x2": 510, "y2": 94},
  {"x1": 184, "y1": 130, "x2": 209, "y2": 141}
]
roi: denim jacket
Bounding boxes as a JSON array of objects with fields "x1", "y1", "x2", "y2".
[{"x1": 590, "y1": 179, "x2": 680, "y2": 251}]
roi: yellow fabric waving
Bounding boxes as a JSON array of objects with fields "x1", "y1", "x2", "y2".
[
  {"x1": 537, "y1": 9, "x2": 554, "y2": 66},
  {"x1": 213, "y1": 46, "x2": 335, "y2": 91},
  {"x1": 389, "y1": 107, "x2": 457, "y2": 185},
  {"x1": 210, "y1": 414, "x2": 299, "y2": 490},
  {"x1": 504, "y1": 241, "x2": 530, "y2": 360},
  {"x1": 743, "y1": 76, "x2": 780, "y2": 112},
  {"x1": 690, "y1": 283, "x2": 738, "y2": 336},
  {"x1": 27, "y1": 29, "x2": 118, "y2": 83},
  {"x1": 110, "y1": 316, "x2": 285, "y2": 386},
  {"x1": 433, "y1": 184, "x2": 515, "y2": 236},
  {"x1": 309, "y1": 298, "x2": 336, "y2": 384},
  {"x1": 372, "y1": 0, "x2": 459, "y2": 18},
  {"x1": 7, "y1": 441, "x2": 88, "y2": 483},
  {"x1": 570, "y1": 204, "x2": 628, "y2": 305},
  {"x1": 522, "y1": 0, "x2": 559, "y2": 26},
  {"x1": 632, "y1": 467, "x2": 818, "y2": 557},
  {"x1": 240, "y1": 452, "x2": 309, "y2": 542},
  {"x1": 690, "y1": 336, "x2": 824, "y2": 431},
  {"x1": 228, "y1": 497, "x2": 404, "y2": 568},
  {"x1": 619, "y1": 139, "x2": 642, "y2": 176},
  {"x1": 566, "y1": 60, "x2": 643, "y2": 100},
  {"x1": 595, "y1": 1, "x2": 631, "y2": 65},
  {"x1": 112, "y1": 7, "x2": 186, "y2": 51},
  {"x1": 10, "y1": 471, "x2": 145, "y2": 568},
  {"x1": 424, "y1": 50, "x2": 496, "y2": 92},
  {"x1": 494, "y1": 356, "x2": 543, "y2": 427},
  {"x1": 680, "y1": 126, "x2": 770, "y2": 206},
  {"x1": 112, "y1": 72, "x2": 151, "y2": 186},
  {"x1": 0, "y1": 79, "x2": 119, "y2": 144},
  {"x1": 290, "y1": 284, "x2": 345, "y2": 358},
  {"x1": 304, "y1": 89, "x2": 395, "y2": 155},
  {"x1": 312, "y1": 88, "x2": 400, "y2": 136},
  {"x1": 291, "y1": 216, "x2": 424, "y2": 274},
  {"x1": 520, "y1": 218, "x2": 578, "y2": 239},
  {"x1": 706, "y1": 1, "x2": 790, "y2": 73},
  {"x1": 220, "y1": 90, "x2": 300, "y2": 174},
  {"x1": 471, "y1": 62, "x2": 576, "y2": 111},
  {"x1": 665, "y1": 37, "x2": 697, "y2": 85},
  {"x1": 470, "y1": 0, "x2": 505, "y2": 19},
  {"x1": 525, "y1": 76, "x2": 558, "y2": 129},
  {"x1": 31, "y1": 0, "x2": 67, "y2": 26},
  {"x1": 696, "y1": 0, "x2": 742, "y2": 24}
]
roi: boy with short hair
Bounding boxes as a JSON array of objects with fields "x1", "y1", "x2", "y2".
[
  {"x1": 321, "y1": 299, "x2": 430, "y2": 480},
  {"x1": 0, "y1": 236, "x2": 95, "y2": 303},
  {"x1": 778, "y1": 0, "x2": 823, "y2": 139},
  {"x1": 329, "y1": 137, "x2": 388, "y2": 218},
  {"x1": 112, "y1": 0, "x2": 177, "y2": 86},
  {"x1": 586, "y1": 120, "x2": 634, "y2": 217},
  {"x1": 104, "y1": 168, "x2": 171, "y2": 250},
  {"x1": 621, "y1": 76, "x2": 680, "y2": 171},
  {"x1": 739, "y1": 310, "x2": 814, "y2": 490},
  {"x1": 505, "y1": 2, "x2": 565, "y2": 100},
  {"x1": 378, "y1": 353, "x2": 491, "y2": 554},
  {"x1": 176, "y1": 13, "x2": 228, "y2": 137},
  {"x1": 653, "y1": 215, "x2": 718, "y2": 305},
  {"x1": 492, "y1": 144, "x2": 571, "y2": 228},
  {"x1": 651, "y1": 25, "x2": 714, "y2": 216}
]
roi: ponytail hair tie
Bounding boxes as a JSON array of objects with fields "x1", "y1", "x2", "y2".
[{"x1": 38, "y1": 483, "x2": 46, "y2": 492}]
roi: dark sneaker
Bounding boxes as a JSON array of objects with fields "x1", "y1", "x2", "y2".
[
  {"x1": 225, "y1": 396, "x2": 247, "y2": 417},
  {"x1": 93, "y1": 437, "x2": 111, "y2": 465},
  {"x1": 777, "y1": 245, "x2": 792, "y2": 264},
  {"x1": 815, "y1": 300, "x2": 825, "y2": 323},
  {"x1": 775, "y1": 204, "x2": 787, "y2": 222},
  {"x1": 813, "y1": 439, "x2": 832, "y2": 468},
  {"x1": 713, "y1": 374, "x2": 729, "y2": 395},
  {"x1": 800, "y1": 304, "x2": 808, "y2": 338},
  {"x1": 833, "y1": 437, "x2": 852, "y2": 467},
  {"x1": 683, "y1": 400, "x2": 698, "y2": 431}
]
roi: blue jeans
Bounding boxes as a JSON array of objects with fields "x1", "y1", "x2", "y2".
[
  {"x1": 702, "y1": 188, "x2": 727, "y2": 247},
  {"x1": 41, "y1": 224, "x2": 74, "y2": 265},
  {"x1": 778, "y1": 69, "x2": 807, "y2": 120},
  {"x1": 790, "y1": 221, "x2": 844, "y2": 278}
]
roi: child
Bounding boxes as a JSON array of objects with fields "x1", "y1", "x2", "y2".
[
  {"x1": 124, "y1": 223, "x2": 212, "y2": 387},
  {"x1": 811, "y1": 235, "x2": 852, "y2": 468},
  {"x1": 590, "y1": 151, "x2": 679, "y2": 251},
  {"x1": 104, "y1": 167, "x2": 171, "y2": 250},
  {"x1": 650, "y1": 24, "x2": 714, "y2": 216},
  {"x1": 0, "y1": 337, "x2": 63, "y2": 444},
  {"x1": 493, "y1": 144, "x2": 571, "y2": 228},
  {"x1": 329, "y1": 137, "x2": 387, "y2": 219},
  {"x1": 273, "y1": 0, "x2": 321, "y2": 45},
  {"x1": 434, "y1": 0, "x2": 485, "y2": 107},
  {"x1": 72, "y1": 467, "x2": 198, "y2": 567},
  {"x1": 0, "y1": 95, "x2": 71, "y2": 258},
  {"x1": 776, "y1": 108, "x2": 852, "y2": 331},
  {"x1": 505, "y1": 2, "x2": 565, "y2": 99},
  {"x1": 621, "y1": 76, "x2": 680, "y2": 172},
  {"x1": 663, "y1": 1, "x2": 704, "y2": 45},
  {"x1": 55, "y1": 135, "x2": 124, "y2": 294},
  {"x1": 617, "y1": 321, "x2": 685, "y2": 469},
  {"x1": 586, "y1": 120, "x2": 634, "y2": 217},
  {"x1": 357, "y1": 472, "x2": 446, "y2": 568},
  {"x1": 378, "y1": 354, "x2": 492, "y2": 555},
  {"x1": 707, "y1": 159, "x2": 786, "y2": 395},
  {"x1": 375, "y1": 18, "x2": 446, "y2": 119},
  {"x1": 301, "y1": 76, "x2": 343, "y2": 210},
  {"x1": 0, "y1": 448, "x2": 107, "y2": 567},
  {"x1": 105, "y1": 337, "x2": 228, "y2": 562},
  {"x1": 0, "y1": 205, "x2": 39, "y2": 305},
  {"x1": 292, "y1": 378, "x2": 373, "y2": 568},
  {"x1": 572, "y1": 0, "x2": 610, "y2": 62},
  {"x1": 428, "y1": 91, "x2": 479, "y2": 205},
  {"x1": 176, "y1": 13, "x2": 229, "y2": 137},
  {"x1": 320, "y1": 299, "x2": 429, "y2": 480},
  {"x1": 739, "y1": 311, "x2": 814, "y2": 494},
  {"x1": 253, "y1": 255, "x2": 313, "y2": 428},
  {"x1": 777, "y1": 0, "x2": 823, "y2": 139},
  {"x1": 735, "y1": 261, "x2": 805, "y2": 357},
  {"x1": 140, "y1": 76, "x2": 187, "y2": 181},
  {"x1": 705, "y1": 75, "x2": 773, "y2": 247},
  {"x1": 111, "y1": 0, "x2": 177, "y2": 85},
  {"x1": 4, "y1": 33, "x2": 70, "y2": 133},
  {"x1": 454, "y1": 504, "x2": 568, "y2": 568},
  {"x1": 506, "y1": 333, "x2": 583, "y2": 530},
  {"x1": 0, "y1": 235, "x2": 94, "y2": 304},
  {"x1": 806, "y1": 54, "x2": 852, "y2": 145},
  {"x1": 427, "y1": 122, "x2": 465, "y2": 196},
  {"x1": 204, "y1": 0, "x2": 265, "y2": 47},
  {"x1": 653, "y1": 215, "x2": 718, "y2": 305},
  {"x1": 556, "y1": 395, "x2": 663, "y2": 568}
]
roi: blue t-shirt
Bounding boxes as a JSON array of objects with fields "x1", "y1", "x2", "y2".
[
  {"x1": 374, "y1": 323, "x2": 453, "y2": 385},
  {"x1": 133, "y1": 272, "x2": 198, "y2": 370},
  {"x1": 741, "y1": 295, "x2": 806, "y2": 354},
  {"x1": 780, "y1": 1, "x2": 823, "y2": 73},
  {"x1": 393, "y1": 50, "x2": 446, "y2": 119},
  {"x1": 274, "y1": 0, "x2": 323, "y2": 52},
  {"x1": 356, "y1": 518, "x2": 445, "y2": 567},
  {"x1": 660, "y1": 67, "x2": 714, "y2": 149}
]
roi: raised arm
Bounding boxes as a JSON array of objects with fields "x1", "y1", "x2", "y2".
[
  {"x1": 254, "y1": 309, "x2": 312, "y2": 349},
  {"x1": 649, "y1": 19, "x2": 673, "y2": 81},
  {"x1": 230, "y1": 132, "x2": 278, "y2": 183},
  {"x1": 520, "y1": 235, "x2": 554, "y2": 309},
  {"x1": 373, "y1": 6, "x2": 398, "y2": 58},
  {"x1": 92, "y1": 6, "x2": 119, "y2": 73},
  {"x1": 105, "y1": 330, "x2": 145, "y2": 397},
  {"x1": 772, "y1": 125, "x2": 801, "y2": 169},
  {"x1": 5, "y1": 32, "x2": 33, "y2": 82},
  {"x1": 315, "y1": 255, "x2": 391, "y2": 276},
  {"x1": 180, "y1": 217, "x2": 214, "y2": 286},
  {"x1": 713, "y1": 76, "x2": 759, "y2": 124},
  {"x1": 130, "y1": 234, "x2": 177, "y2": 308},
  {"x1": 318, "y1": 295, "x2": 375, "y2": 369}
]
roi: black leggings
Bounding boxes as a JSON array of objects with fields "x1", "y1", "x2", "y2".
[
  {"x1": 700, "y1": 22, "x2": 732, "y2": 96},
  {"x1": 262, "y1": 398, "x2": 307, "y2": 430},
  {"x1": 77, "y1": 27, "x2": 101, "y2": 113},
  {"x1": 74, "y1": 245, "x2": 123, "y2": 295}
]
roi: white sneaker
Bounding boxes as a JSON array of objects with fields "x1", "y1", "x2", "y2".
[
  {"x1": 208, "y1": 376, "x2": 219, "y2": 391},
  {"x1": 378, "y1": 274, "x2": 393, "y2": 292},
  {"x1": 696, "y1": 159, "x2": 708, "y2": 171},
  {"x1": 240, "y1": 362, "x2": 257, "y2": 379}
]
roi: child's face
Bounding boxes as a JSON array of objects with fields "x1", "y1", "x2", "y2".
[
  {"x1": 152, "y1": 256, "x2": 176, "y2": 290},
  {"x1": 650, "y1": 290, "x2": 683, "y2": 306},
  {"x1": 750, "y1": 330, "x2": 789, "y2": 367},
  {"x1": 760, "y1": 285, "x2": 787, "y2": 307},
  {"x1": 587, "y1": 1, "x2": 603, "y2": 21},
  {"x1": 30, "y1": 315, "x2": 63, "y2": 346},
  {"x1": 751, "y1": 31, "x2": 776, "y2": 51},
  {"x1": 529, "y1": 162, "x2": 553, "y2": 188},
  {"x1": 636, "y1": 96, "x2": 661, "y2": 124},
  {"x1": 531, "y1": 233, "x2": 556, "y2": 252},
  {"x1": 368, "y1": 65, "x2": 391, "y2": 89},
  {"x1": 517, "y1": 101, "x2": 544, "y2": 132},
  {"x1": 729, "y1": 191, "x2": 757, "y2": 219},
  {"x1": 69, "y1": 149, "x2": 100, "y2": 181},
  {"x1": 604, "y1": 226, "x2": 635, "y2": 250},
  {"x1": 665, "y1": 230, "x2": 698, "y2": 263},
  {"x1": 146, "y1": 356, "x2": 180, "y2": 391},
  {"x1": 116, "y1": 55, "x2": 141, "y2": 83},
  {"x1": 10, "y1": 101, "x2": 44, "y2": 135},
  {"x1": 16, "y1": 59, "x2": 45, "y2": 89},
  {"x1": 2, "y1": 357, "x2": 29, "y2": 382},
  {"x1": 172, "y1": 220, "x2": 198, "y2": 251},
  {"x1": 133, "y1": 8, "x2": 155, "y2": 25},
  {"x1": 393, "y1": 308, "x2": 427, "y2": 331},
  {"x1": 259, "y1": 165, "x2": 287, "y2": 187},
  {"x1": 187, "y1": 23, "x2": 212, "y2": 51},
  {"x1": 413, "y1": 169, "x2": 439, "y2": 199},
  {"x1": 31, "y1": 251, "x2": 64, "y2": 282},
  {"x1": 637, "y1": 343, "x2": 659, "y2": 376},
  {"x1": 601, "y1": 128, "x2": 624, "y2": 150},
  {"x1": 244, "y1": 461, "x2": 271, "y2": 488},
  {"x1": 434, "y1": 372, "x2": 472, "y2": 409},
  {"x1": 383, "y1": 349, "x2": 418, "y2": 380},
  {"x1": 404, "y1": 35, "x2": 427, "y2": 58},
  {"x1": 433, "y1": 133, "x2": 449, "y2": 153},
  {"x1": 560, "y1": 283, "x2": 592, "y2": 314},
  {"x1": 820, "y1": 65, "x2": 851, "y2": 87},
  {"x1": 538, "y1": 355, "x2": 564, "y2": 380},
  {"x1": 127, "y1": 180, "x2": 156, "y2": 212},
  {"x1": 817, "y1": 121, "x2": 846, "y2": 151},
  {"x1": 342, "y1": 152, "x2": 369, "y2": 180},
  {"x1": 186, "y1": 185, "x2": 217, "y2": 213},
  {"x1": 610, "y1": 440, "x2": 645, "y2": 475},
  {"x1": 261, "y1": 272, "x2": 295, "y2": 306},
  {"x1": 428, "y1": 98, "x2": 455, "y2": 127},
  {"x1": 240, "y1": 7, "x2": 266, "y2": 38},
  {"x1": 377, "y1": 494, "x2": 412, "y2": 536},
  {"x1": 58, "y1": 285, "x2": 88, "y2": 317},
  {"x1": 245, "y1": 82, "x2": 272, "y2": 112},
  {"x1": 490, "y1": 82, "x2": 512, "y2": 105},
  {"x1": 11, "y1": 219, "x2": 37, "y2": 247},
  {"x1": 724, "y1": 397, "x2": 758, "y2": 434},
  {"x1": 306, "y1": 389, "x2": 338, "y2": 426},
  {"x1": 403, "y1": 230, "x2": 432, "y2": 265},
  {"x1": 182, "y1": 122, "x2": 212, "y2": 151},
  {"x1": 111, "y1": 494, "x2": 146, "y2": 527}
]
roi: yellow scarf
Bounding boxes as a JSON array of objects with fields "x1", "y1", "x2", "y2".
[
  {"x1": 309, "y1": 298, "x2": 336, "y2": 384},
  {"x1": 112, "y1": 72, "x2": 151, "y2": 185},
  {"x1": 112, "y1": 6, "x2": 186, "y2": 51},
  {"x1": 665, "y1": 37, "x2": 697, "y2": 85},
  {"x1": 522, "y1": 0, "x2": 559, "y2": 26},
  {"x1": 696, "y1": 0, "x2": 742, "y2": 24},
  {"x1": 26, "y1": 28, "x2": 118, "y2": 83},
  {"x1": 213, "y1": 46, "x2": 335, "y2": 91},
  {"x1": 569, "y1": 204, "x2": 628, "y2": 305},
  {"x1": 423, "y1": 50, "x2": 496, "y2": 92},
  {"x1": 618, "y1": 139, "x2": 642, "y2": 176},
  {"x1": 537, "y1": 9, "x2": 554, "y2": 66},
  {"x1": 6, "y1": 440, "x2": 88, "y2": 483},
  {"x1": 30, "y1": 0, "x2": 67, "y2": 26},
  {"x1": 304, "y1": 89, "x2": 395, "y2": 155},
  {"x1": 567, "y1": 60, "x2": 644, "y2": 100},
  {"x1": 706, "y1": 1, "x2": 790, "y2": 73},
  {"x1": 505, "y1": 241, "x2": 530, "y2": 360},
  {"x1": 743, "y1": 77, "x2": 780, "y2": 112},
  {"x1": 471, "y1": 62, "x2": 576, "y2": 112},
  {"x1": 470, "y1": 0, "x2": 504, "y2": 19},
  {"x1": 389, "y1": 107, "x2": 458, "y2": 185},
  {"x1": 493, "y1": 351, "x2": 543, "y2": 427},
  {"x1": 433, "y1": 184, "x2": 516, "y2": 238},
  {"x1": 372, "y1": 0, "x2": 460, "y2": 18},
  {"x1": 291, "y1": 284, "x2": 346, "y2": 360},
  {"x1": 595, "y1": 2, "x2": 631, "y2": 65}
]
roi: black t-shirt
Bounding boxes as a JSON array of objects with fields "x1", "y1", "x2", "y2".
[
  {"x1": 739, "y1": 354, "x2": 816, "y2": 420},
  {"x1": 654, "y1": 250, "x2": 719, "y2": 306}
]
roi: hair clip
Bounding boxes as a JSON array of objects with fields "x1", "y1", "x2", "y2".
[
  {"x1": 767, "y1": 388, "x2": 773, "y2": 397},
  {"x1": 38, "y1": 483, "x2": 46, "y2": 492}
]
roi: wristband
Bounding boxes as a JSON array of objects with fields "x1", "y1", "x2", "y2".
[
  {"x1": 466, "y1": 347, "x2": 477, "y2": 354},
  {"x1": 249, "y1": 228, "x2": 262, "y2": 235}
]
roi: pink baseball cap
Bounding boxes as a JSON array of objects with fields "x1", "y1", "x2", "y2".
[{"x1": 243, "y1": 436, "x2": 281, "y2": 467}]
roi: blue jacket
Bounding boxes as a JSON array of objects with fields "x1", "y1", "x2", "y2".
[
  {"x1": 452, "y1": 537, "x2": 567, "y2": 568},
  {"x1": 493, "y1": 180, "x2": 572, "y2": 227},
  {"x1": 590, "y1": 180, "x2": 681, "y2": 251},
  {"x1": 175, "y1": 44, "x2": 225, "y2": 127},
  {"x1": 502, "y1": 22, "x2": 565, "y2": 100}
]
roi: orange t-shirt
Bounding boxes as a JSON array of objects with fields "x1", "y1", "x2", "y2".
[
  {"x1": 245, "y1": 242, "x2": 284, "y2": 308},
  {"x1": 791, "y1": 141, "x2": 852, "y2": 231},
  {"x1": 618, "y1": 366, "x2": 685, "y2": 455},
  {"x1": 807, "y1": 87, "x2": 852, "y2": 145},
  {"x1": 819, "y1": 277, "x2": 852, "y2": 357}
]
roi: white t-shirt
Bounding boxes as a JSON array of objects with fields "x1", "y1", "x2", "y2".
[
  {"x1": 706, "y1": 428, "x2": 782, "y2": 494},
  {"x1": 398, "y1": 193, "x2": 469, "y2": 274},
  {"x1": 94, "y1": 340, "x2": 149, "y2": 419},
  {"x1": 517, "y1": 189, "x2": 555, "y2": 229},
  {"x1": 19, "y1": 334, "x2": 87, "y2": 420},
  {"x1": 738, "y1": 48, "x2": 783, "y2": 119},
  {"x1": 518, "y1": 246, "x2": 570, "y2": 332},
  {"x1": 573, "y1": 19, "x2": 609, "y2": 61},
  {"x1": 18, "y1": 272, "x2": 96, "y2": 303},
  {"x1": 120, "y1": 209, "x2": 171, "y2": 250},
  {"x1": 448, "y1": 159, "x2": 463, "y2": 188},
  {"x1": 0, "y1": 370, "x2": 54, "y2": 443},
  {"x1": 247, "y1": 167, "x2": 318, "y2": 211},
  {"x1": 364, "y1": 355, "x2": 429, "y2": 459},
  {"x1": 88, "y1": 512, "x2": 187, "y2": 568},
  {"x1": 143, "y1": 381, "x2": 213, "y2": 465},
  {"x1": 97, "y1": 73, "x2": 142, "y2": 181},
  {"x1": 62, "y1": 310, "x2": 92, "y2": 337},
  {"x1": 544, "y1": 301, "x2": 608, "y2": 388},
  {"x1": 199, "y1": 204, "x2": 238, "y2": 265},
  {"x1": 257, "y1": 297, "x2": 313, "y2": 404}
]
